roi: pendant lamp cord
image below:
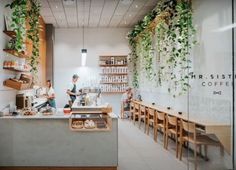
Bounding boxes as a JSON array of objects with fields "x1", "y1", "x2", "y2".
[
  {"x1": 83, "y1": 25, "x2": 84, "y2": 49},
  {"x1": 82, "y1": 0, "x2": 85, "y2": 49}
]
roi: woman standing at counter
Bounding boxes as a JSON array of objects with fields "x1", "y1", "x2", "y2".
[{"x1": 46, "y1": 80, "x2": 56, "y2": 108}]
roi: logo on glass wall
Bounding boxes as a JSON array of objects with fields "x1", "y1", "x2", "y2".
[{"x1": 191, "y1": 73, "x2": 235, "y2": 95}]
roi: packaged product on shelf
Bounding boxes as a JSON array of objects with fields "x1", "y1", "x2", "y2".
[{"x1": 111, "y1": 57, "x2": 114, "y2": 65}]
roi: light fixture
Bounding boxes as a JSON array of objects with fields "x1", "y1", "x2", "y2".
[
  {"x1": 81, "y1": 49, "x2": 87, "y2": 66},
  {"x1": 81, "y1": 0, "x2": 87, "y2": 67}
]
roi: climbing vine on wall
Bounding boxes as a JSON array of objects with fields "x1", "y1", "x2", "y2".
[
  {"x1": 6, "y1": 0, "x2": 27, "y2": 52},
  {"x1": 6, "y1": 0, "x2": 41, "y2": 83},
  {"x1": 127, "y1": 0, "x2": 196, "y2": 97},
  {"x1": 27, "y1": 0, "x2": 41, "y2": 80}
]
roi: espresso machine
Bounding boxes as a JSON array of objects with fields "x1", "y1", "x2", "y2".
[
  {"x1": 78, "y1": 87, "x2": 101, "y2": 106},
  {"x1": 16, "y1": 94, "x2": 33, "y2": 109}
]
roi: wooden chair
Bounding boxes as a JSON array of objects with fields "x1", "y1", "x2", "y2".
[
  {"x1": 179, "y1": 119, "x2": 224, "y2": 170},
  {"x1": 139, "y1": 105, "x2": 147, "y2": 132},
  {"x1": 133, "y1": 103, "x2": 139, "y2": 125},
  {"x1": 154, "y1": 111, "x2": 166, "y2": 145},
  {"x1": 120, "y1": 101, "x2": 131, "y2": 119},
  {"x1": 165, "y1": 115, "x2": 179, "y2": 158},
  {"x1": 120, "y1": 102, "x2": 125, "y2": 119},
  {"x1": 146, "y1": 108, "x2": 155, "y2": 138},
  {"x1": 129, "y1": 102, "x2": 134, "y2": 121}
]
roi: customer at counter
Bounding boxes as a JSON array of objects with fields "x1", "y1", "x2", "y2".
[
  {"x1": 121, "y1": 87, "x2": 133, "y2": 118},
  {"x1": 67, "y1": 74, "x2": 80, "y2": 107},
  {"x1": 46, "y1": 80, "x2": 56, "y2": 108}
]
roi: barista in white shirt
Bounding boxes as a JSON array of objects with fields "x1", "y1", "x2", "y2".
[{"x1": 46, "y1": 80, "x2": 56, "y2": 108}]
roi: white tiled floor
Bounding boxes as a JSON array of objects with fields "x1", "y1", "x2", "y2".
[{"x1": 118, "y1": 119, "x2": 230, "y2": 170}]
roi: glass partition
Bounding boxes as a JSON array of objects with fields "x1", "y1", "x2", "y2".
[{"x1": 187, "y1": 0, "x2": 234, "y2": 169}]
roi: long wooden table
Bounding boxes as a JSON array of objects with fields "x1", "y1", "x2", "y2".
[{"x1": 131, "y1": 100, "x2": 231, "y2": 154}]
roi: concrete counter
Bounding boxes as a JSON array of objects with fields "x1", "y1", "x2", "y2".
[{"x1": 0, "y1": 109, "x2": 118, "y2": 169}]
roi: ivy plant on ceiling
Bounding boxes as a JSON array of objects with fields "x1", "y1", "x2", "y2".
[
  {"x1": 127, "y1": 10, "x2": 157, "y2": 87},
  {"x1": 127, "y1": 0, "x2": 197, "y2": 97},
  {"x1": 6, "y1": 0, "x2": 41, "y2": 83},
  {"x1": 155, "y1": 0, "x2": 196, "y2": 96},
  {"x1": 6, "y1": 0, "x2": 27, "y2": 52},
  {"x1": 27, "y1": 0, "x2": 41, "y2": 79}
]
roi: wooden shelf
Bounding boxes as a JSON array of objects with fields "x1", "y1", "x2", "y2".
[
  {"x1": 3, "y1": 67, "x2": 30, "y2": 72},
  {"x1": 99, "y1": 55, "x2": 128, "y2": 94},
  {"x1": 100, "y1": 73, "x2": 128, "y2": 75},
  {"x1": 100, "y1": 82, "x2": 128, "y2": 84},
  {"x1": 102, "y1": 91, "x2": 125, "y2": 93},
  {"x1": 3, "y1": 49, "x2": 29, "y2": 58},
  {"x1": 99, "y1": 64, "x2": 127, "y2": 67},
  {"x1": 70, "y1": 127, "x2": 110, "y2": 132},
  {"x1": 3, "y1": 30, "x2": 16, "y2": 38}
]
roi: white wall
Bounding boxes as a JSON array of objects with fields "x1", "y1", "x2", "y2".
[
  {"x1": 0, "y1": 0, "x2": 17, "y2": 111},
  {"x1": 136, "y1": 0, "x2": 232, "y2": 124},
  {"x1": 54, "y1": 28, "x2": 130, "y2": 115},
  {"x1": 134, "y1": 0, "x2": 233, "y2": 167}
]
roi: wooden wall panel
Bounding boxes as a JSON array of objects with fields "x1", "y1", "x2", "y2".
[{"x1": 38, "y1": 16, "x2": 46, "y2": 86}]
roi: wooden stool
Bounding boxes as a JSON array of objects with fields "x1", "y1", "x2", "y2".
[
  {"x1": 133, "y1": 103, "x2": 139, "y2": 125},
  {"x1": 146, "y1": 108, "x2": 155, "y2": 138},
  {"x1": 165, "y1": 115, "x2": 179, "y2": 157},
  {"x1": 154, "y1": 111, "x2": 166, "y2": 145},
  {"x1": 129, "y1": 102, "x2": 134, "y2": 121},
  {"x1": 179, "y1": 119, "x2": 224, "y2": 170},
  {"x1": 139, "y1": 105, "x2": 147, "y2": 132}
]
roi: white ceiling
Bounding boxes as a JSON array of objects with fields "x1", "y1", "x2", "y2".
[{"x1": 40, "y1": 0, "x2": 157, "y2": 28}]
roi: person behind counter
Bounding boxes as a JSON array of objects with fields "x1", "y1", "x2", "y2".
[
  {"x1": 46, "y1": 80, "x2": 56, "y2": 108},
  {"x1": 121, "y1": 87, "x2": 133, "y2": 118},
  {"x1": 67, "y1": 74, "x2": 80, "y2": 107}
]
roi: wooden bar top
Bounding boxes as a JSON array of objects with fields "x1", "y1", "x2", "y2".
[{"x1": 131, "y1": 100, "x2": 230, "y2": 127}]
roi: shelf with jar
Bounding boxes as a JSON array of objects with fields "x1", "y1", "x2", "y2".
[
  {"x1": 101, "y1": 66, "x2": 128, "y2": 74},
  {"x1": 100, "y1": 83, "x2": 127, "y2": 93},
  {"x1": 3, "y1": 60, "x2": 31, "y2": 72},
  {"x1": 100, "y1": 74, "x2": 128, "y2": 83},
  {"x1": 3, "y1": 30, "x2": 31, "y2": 59},
  {"x1": 99, "y1": 55, "x2": 128, "y2": 66},
  {"x1": 99, "y1": 55, "x2": 128, "y2": 94}
]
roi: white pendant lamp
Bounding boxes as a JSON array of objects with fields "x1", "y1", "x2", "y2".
[
  {"x1": 81, "y1": 48, "x2": 87, "y2": 66},
  {"x1": 81, "y1": 0, "x2": 87, "y2": 67}
]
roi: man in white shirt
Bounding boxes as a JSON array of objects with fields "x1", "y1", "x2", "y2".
[{"x1": 67, "y1": 74, "x2": 80, "y2": 107}]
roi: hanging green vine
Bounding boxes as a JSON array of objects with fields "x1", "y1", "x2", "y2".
[
  {"x1": 140, "y1": 31, "x2": 153, "y2": 80},
  {"x1": 128, "y1": 0, "x2": 197, "y2": 97},
  {"x1": 6, "y1": 0, "x2": 27, "y2": 52},
  {"x1": 27, "y1": 0, "x2": 41, "y2": 80},
  {"x1": 165, "y1": 0, "x2": 196, "y2": 96},
  {"x1": 6, "y1": 0, "x2": 41, "y2": 84},
  {"x1": 127, "y1": 10, "x2": 157, "y2": 87}
]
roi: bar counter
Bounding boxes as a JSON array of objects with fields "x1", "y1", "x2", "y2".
[{"x1": 0, "y1": 108, "x2": 118, "y2": 170}]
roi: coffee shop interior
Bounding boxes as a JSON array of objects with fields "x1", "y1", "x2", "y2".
[{"x1": 0, "y1": 0, "x2": 235, "y2": 170}]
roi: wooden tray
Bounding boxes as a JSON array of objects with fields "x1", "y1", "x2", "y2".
[{"x1": 4, "y1": 79, "x2": 29, "y2": 90}]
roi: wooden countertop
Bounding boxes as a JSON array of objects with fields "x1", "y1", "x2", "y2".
[{"x1": 132, "y1": 100, "x2": 230, "y2": 126}]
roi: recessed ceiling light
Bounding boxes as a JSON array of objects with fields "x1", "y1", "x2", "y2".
[
  {"x1": 121, "y1": 0, "x2": 132, "y2": 5},
  {"x1": 55, "y1": 5, "x2": 58, "y2": 9},
  {"x1": 135, "y1": 4, "x2": 138, "y2": 8},
  {"x1": 129, "y1": 14, "x2": 132, "y2": 17}
]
